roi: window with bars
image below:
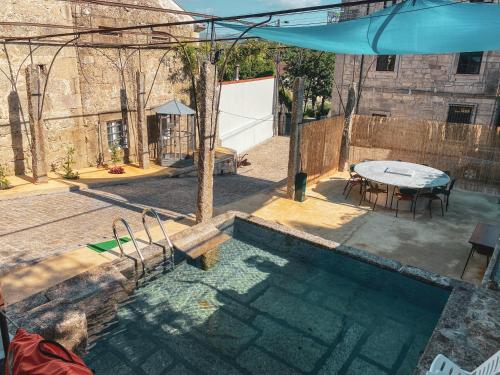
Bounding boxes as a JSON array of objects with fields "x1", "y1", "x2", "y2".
[
  {"x1": 376, "y1": 55, "x2": 396, "y2": 72},
  {"x1": 107, "y1": 120, "x2": 128, "y2": 149},
  {"x1": 456, "y1": 52, "x2": 483, "y2": 74},
  {"x1": 447, "y1": 105, "x2": 474, "y2": 124}
]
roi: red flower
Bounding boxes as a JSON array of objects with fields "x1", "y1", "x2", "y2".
[{"x1": 108, "y1": 166, "x2": 125, "y2": 174}]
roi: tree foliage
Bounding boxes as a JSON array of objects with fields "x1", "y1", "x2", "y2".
[
  {"x1": 218, "y1": 40, "x2": 275, "y2": 81},
  {"x1": 281, "y1": 48, "x2": 335, "y2": 117}
]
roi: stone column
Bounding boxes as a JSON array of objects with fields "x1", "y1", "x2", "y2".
[
  {"x1": 25, "y1": 65, "x2": 48, "y2": 183},
  {"x1": 286, "y1": 77, "x2": 305, "y2": 199},
  {"x1": 196, "y1": 61, "x2": 217, "y2": 223},
  {"x1": 136, "y1": 72, "x2": 149, "y2": 169}
]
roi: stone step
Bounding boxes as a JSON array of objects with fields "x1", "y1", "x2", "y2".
[{"x1": 185, "y1": 232, "x2": 230, "y2": 260}]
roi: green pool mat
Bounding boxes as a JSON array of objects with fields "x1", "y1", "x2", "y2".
[{"x1": 87, "y1": 237, "x2": 131, "y2": 253}]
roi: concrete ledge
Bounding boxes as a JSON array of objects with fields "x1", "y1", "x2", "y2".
[
  {"x1": 415, "y1": 285, "x2": 500, "y2": 374},
  {"x1": 7, "y1": 263, "x2": 132, "y2": 350},
  {"x1": 482, "y1": 238, "x2": 500, "y2": 290},
  {"x1": 14, "y1": 298, "x2": 88, "y2": 355}
]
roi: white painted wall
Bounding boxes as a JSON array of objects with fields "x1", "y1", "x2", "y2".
[{"x1": 218, "y1": 77, "x2": 275, "y2": 154}]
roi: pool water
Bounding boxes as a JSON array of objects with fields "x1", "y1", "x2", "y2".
[{"x1": 85, "y1": 221, "x2": 449, "y2": 375}]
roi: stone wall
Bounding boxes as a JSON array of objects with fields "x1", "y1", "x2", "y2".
[
  {"x1": 0, "y1": 0, "x2": 195, "y2": 175},
  {"x1": 331, "y1": 2, "x2": 500, "y2": 126}
]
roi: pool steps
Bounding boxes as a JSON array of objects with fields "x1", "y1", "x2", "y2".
[
  {"x1": 112, "y1": 208, "x2": 175, "y2": 274},
  {"x1": 112, "y1": 217, "x2": 146, "y2": 272}
]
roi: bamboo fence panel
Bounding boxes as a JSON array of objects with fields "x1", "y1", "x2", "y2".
[
  {"x1": 348, "y1": 115, "x2": 500, "y2": 193},
  {"x1": 300, "y1": 116, "x2": 344, "y2": 183}
]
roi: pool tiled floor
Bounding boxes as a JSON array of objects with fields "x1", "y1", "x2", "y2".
[{"x1": 86, "y1": 226, "x2": 449, "y2": 375}]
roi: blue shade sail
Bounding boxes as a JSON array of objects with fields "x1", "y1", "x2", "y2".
[{"x1": 220, "y1": 0, "x2": 500, "y2": 55}]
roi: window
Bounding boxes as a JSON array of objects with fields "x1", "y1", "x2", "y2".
[
  {"x1": 447, "y1": 105, "x2": 474, "y2": 124},
  {"x1": 107, "y1": 120, "x2": 128, "y2": 148},
  {"x1": 376, "y1": 55, "x2": 396, "y2": 72},
  {"x1": 456, "y1": 52, "x2": 483, "y2": 74}
]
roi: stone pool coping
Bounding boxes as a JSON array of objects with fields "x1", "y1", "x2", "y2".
[
  {"x1": 482, "y1": 238, "x2": 500, "y2": 291},
  {"x1": 5, "y1": 210, "x2": 500, "y2": 374}
]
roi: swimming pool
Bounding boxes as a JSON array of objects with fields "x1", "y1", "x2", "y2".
[{"x1": 85, "y1": 218, "x2": 450, "y2": 374}]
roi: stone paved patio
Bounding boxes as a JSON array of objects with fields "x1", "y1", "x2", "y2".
[{"x1": 0, "y1": 137, "x2": 289, "y2": 274}]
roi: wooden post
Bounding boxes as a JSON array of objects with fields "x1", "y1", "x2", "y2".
[
  {"x1": 136, "y1": 72, "x2": 150, "y2": 169},
  {"x1": 120, "y1": 88, "x2": 130, "y2": 164},
  {"x1": 278, "y1": 103, "x2": 287, "y2": 136},
  {"x1": 25, "y1": 65, "x2": 48, "y2": 183},
  {"x1": 286, "y1": 77, "x2": 305, "y2": 199},
  {"x1": 339, "y1": 83, "x2": 358, "y2": 171},
  {"x1": 196, "y1": 61, "x2": 217, "y2": 223}
]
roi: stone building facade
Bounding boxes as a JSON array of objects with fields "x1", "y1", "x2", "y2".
[
  {"x1": 331, "y1": 1, "x2": 500, "y2": 127},
  {"x1": 0, "y1": 0, "x2": 196, "y2": 176}
]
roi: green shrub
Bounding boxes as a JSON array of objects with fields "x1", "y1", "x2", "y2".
[
  {"x1": 0, "y1": 164, "x2": 10, "y2": 189},
  {"x1": 62, "y1": 146, "x2": 79, "y2": 180},
  {"x1": 110, "y1": 142, "x2": 123, "y2": 166}
]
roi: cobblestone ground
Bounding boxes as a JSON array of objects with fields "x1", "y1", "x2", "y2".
[{"x1": 0, "y1": 137, "x2": 289, "y2": 274}]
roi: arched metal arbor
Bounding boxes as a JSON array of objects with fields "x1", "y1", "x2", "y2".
[{"x1": 153, "y1": 100, "x2": 196, "y2": 167}]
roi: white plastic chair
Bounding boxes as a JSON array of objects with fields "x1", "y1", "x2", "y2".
[{"x1": 427, "y1": 351, "x2": 500, "y2": 375}]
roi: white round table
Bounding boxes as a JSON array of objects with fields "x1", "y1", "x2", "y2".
[{"x1": 354, "y1": 161, "x2": 450, "y2": 189}]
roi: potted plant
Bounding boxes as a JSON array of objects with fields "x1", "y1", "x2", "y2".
[
  {"x1": 61, "y1": 146, "x2": 79, "y2": 180},
  {"x1": 108, "y1": 142, "x2": 125, "y2": 174},
  {"x1": 0, "y1": 164, "x2": 11, "y2": 190}
]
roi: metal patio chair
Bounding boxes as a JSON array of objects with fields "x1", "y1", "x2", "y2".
[
  {"x1": 343, "y1": 164, "x2": 364, "y2": 200},
  {"x1": 426, "y1": 350, "x2": 500, "y2": 375},
  {"x1": 432, "y1": 177, "x2": 457, "y2": 211},
  {"x1": 416, "y1": 190, "x2": 444, "y2": 218},
  {"x1": 391, "y1": 187, "x2": 418, "y2": 218},
  {"x1": 360, "y1": 180, "x2": 388, "y2": 210}
]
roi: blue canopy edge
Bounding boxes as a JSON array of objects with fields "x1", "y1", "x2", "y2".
[{"x1": 219, "y1": 0, "x2": 500, "y2": 55}]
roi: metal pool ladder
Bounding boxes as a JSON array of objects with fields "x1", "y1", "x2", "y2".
[
  {"x1": 112, "y1": 217, "x2": 145, "y2": 272},
  {"x1": 142, "y1": 208, "x2": 174, "y2": 269}
]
